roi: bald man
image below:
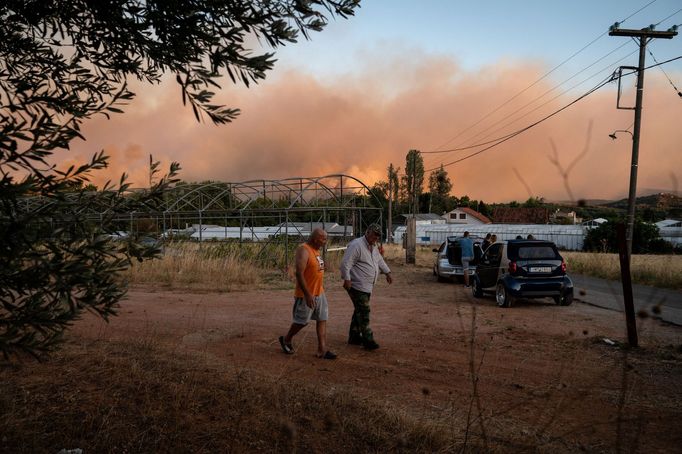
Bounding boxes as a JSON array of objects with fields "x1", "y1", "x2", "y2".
[{"x1": 279, "y1": 228, "x2": 337, "y2": 359}]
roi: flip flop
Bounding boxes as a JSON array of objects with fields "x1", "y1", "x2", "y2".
[
  {"x1": 317, "y1": 350, "x2": 337, "y2": 360},
  {"x1": 279, "y1": 336, "x2": 294, "y2": 354}
]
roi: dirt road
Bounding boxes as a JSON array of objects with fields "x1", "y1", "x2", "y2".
[{"x1": 73, "y1": 261, "x2": 682, "y2": 452}]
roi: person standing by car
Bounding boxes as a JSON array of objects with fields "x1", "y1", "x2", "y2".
[
  {"x1": 481, "y1": 233, "x2": 492, "y2": 251},
  {"x1": 460, "y1": 231, "x2": 474, "y2": 288},
  {"x1": 340, "y1": 223, "x2": 393, "y2": 350},
  {"x1": 279, "y1": 228, "x2": 337, "y2": 360}
]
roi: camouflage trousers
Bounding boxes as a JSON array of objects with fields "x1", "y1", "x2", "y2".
[{"x1": 346, "y1": 287, "x2": 374, "y2": 343}]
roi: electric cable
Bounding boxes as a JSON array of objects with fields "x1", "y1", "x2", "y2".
[
  {"x1": 425, "y1": 73, "x2": 615, "y2": 172},
  {"x1": 423, "y1": 55, "x2": 681, "y2": 172},
  {"x1": 444, "y1": 48, "x2": 639, "y2": 153},
  {"x1": 653, "y1": 7, "x2": 682, "y2": 26},
  {"x1": 425, "y1": 0, "x2": 659, "y2": 155},
  {"x1": 423, "y1": 43, "x2": 636, "y2": 157},
  {"x1": 647, "y1": 48, "x2": 682, "y2": 97}
]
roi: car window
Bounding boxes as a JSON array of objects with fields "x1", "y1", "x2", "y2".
[
  {"x1": 438, "y1": 242, "x2": 445, "y2": 253},
  {"x1": 483, "y1": 243, "x2": 502, "y2": 262},
  {"x1": 517, "y1": 245, "x2": 558, "y2": 259}
]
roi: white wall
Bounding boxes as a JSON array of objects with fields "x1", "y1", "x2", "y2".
[{"x1": 393, "y1": 224, "x2": 586, "y2": 250}]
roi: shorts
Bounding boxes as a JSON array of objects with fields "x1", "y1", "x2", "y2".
[
  {"x1": 292, "y1": 293, "x2": 328, "y2": 325},
  {"x1": 461, "y1": 256, "x2": 473, "y2": 270}
]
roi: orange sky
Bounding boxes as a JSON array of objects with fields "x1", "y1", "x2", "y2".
[{"x1": 58, "y1": 54, "x2": 682, "y2": 203}]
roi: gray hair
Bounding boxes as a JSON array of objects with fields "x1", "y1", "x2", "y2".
[{"x1": 366, "y1": 223, "x2": 382, "y2": 235}]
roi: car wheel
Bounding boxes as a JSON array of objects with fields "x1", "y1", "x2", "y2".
[
  {"x1": 553, "y1": 290, "x2": 574, "y2": 306},
  {"x1": 496, "y1": 283, "x2": 513, "y2": 308},
  {"x1": 472, "y1": 277, "x2": 483, "y2": 298}
]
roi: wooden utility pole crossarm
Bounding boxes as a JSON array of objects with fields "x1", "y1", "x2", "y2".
[{"x1": 608, "y1": 28, "x2": 677, "y2": 38}]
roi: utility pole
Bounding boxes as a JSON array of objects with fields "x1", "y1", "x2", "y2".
[
  {"x1": 609, "y1": 24, "x2": 677, "y2": 258},
  {"x1": 387, "y1": 172, "x2": 393, "y2": 244},
  {"x1": 412, "y1": 152, "x2": 419, "y2": 218},
  {"x1": 405, "y1": 152, "x2": 417, "y2": 264}
]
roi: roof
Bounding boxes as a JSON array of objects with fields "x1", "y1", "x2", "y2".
[
  {"x1": 401, "y1": 213, "x2": 444, "y2": 221},
  {"x1": 582, "y1": 217, "x2": 608, "y2": 225},
  {"x1": 492, "y1": 207, "x2": 550, "y2": 224},
  {"x1": 457, "y1": 206, "x2": 492, "y2": 224},
  {"x1": 656, "y1": 219, "x2": 682, "y2": 228}
]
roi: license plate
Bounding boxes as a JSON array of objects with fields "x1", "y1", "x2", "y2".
[{"x1": 530, "y1": 266, "x2": 552, "y2": 273}]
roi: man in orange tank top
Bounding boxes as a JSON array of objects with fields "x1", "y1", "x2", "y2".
[{"x1": 279, "y1": 228, "x2": 337, "y2": 359}]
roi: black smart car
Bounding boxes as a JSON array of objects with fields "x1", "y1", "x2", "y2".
[{"x1": 471, "y1": 239, "x2": 573, "y2": 307}]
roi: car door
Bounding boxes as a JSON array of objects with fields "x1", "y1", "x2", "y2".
[
  {"x1": 477, "y1": 243, "x2": 503, "y2": 288},
  {"x1": 434, "y1": 242, "x2": 445, "y2": 272}
]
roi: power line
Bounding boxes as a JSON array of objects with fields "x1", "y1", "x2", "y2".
[
  {"x1": 425, "y1": 0, "x2": 659, "y2": 155},
  {"x1": 424, "y1": 44, "x2": 637, "y2": 160},
  {"x1": 441, "y1": 48, "x2": 640, "y2": 155},
  {"x1": 424, "y1": 13, "x2": 680, "y2": 168},
  {"x1": 425, "y1": 73, "x2": 614, "y2": 172},
  {"x1": 424, "y1": 55, "x2": 682, "y2": 173},
  {"x1": 647, "y1": 48, "x2": 682, "y2": 97},
  {"x1": 653, "y1": 7, "x2": 682, "y2": 26}
]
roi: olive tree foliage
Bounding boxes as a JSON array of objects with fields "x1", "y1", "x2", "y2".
[{"x1": 0, "y1": 0, "x2": 360, "y2": 359}]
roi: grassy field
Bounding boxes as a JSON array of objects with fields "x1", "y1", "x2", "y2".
[
  {"x1": 125, "y1": 242, "x2": 682, "y2": 291},
  {"x1": 0, "y1": 339, "x2": 455, "y2": 453},
  {"x1": 563, "y1": 251, "x2": 682, "y2": 289}
]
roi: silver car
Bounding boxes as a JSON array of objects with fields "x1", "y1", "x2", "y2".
[{"x1": 432, "y1": 236, "x2": 483, "y2": 282}]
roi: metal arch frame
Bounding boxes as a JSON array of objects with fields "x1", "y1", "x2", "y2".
[
  {"x1": 284, "y1": 174, "x2": 378, "y2": 209},
  {"x1": 13, "y1": 175, "x2": 385, "y2": 270},
  {"x1": 12, "y1": 174, "x2": 384, "y2": 221},
  {"x1": 157, "y1": 174, "x2": 382, "y2": 214}
]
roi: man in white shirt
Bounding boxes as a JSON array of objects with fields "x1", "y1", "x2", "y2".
[{"x1": 340, "y1": 223, "x2": 393, "y2": 350}]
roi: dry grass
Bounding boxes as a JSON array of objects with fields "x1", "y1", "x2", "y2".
[
  {"x1": 381, "y1": 243, "x2": 434, "y2": 267},
  {"x1": 0, "y1": 338, "x2": 467, "y2": 453},
  {"x1": 125, "y1": 242, "x2": 275, "y2": 291},
  {"x1": 563, "y1": 251, "x2": 682, "y2": 289},
  {"x1": 124, "y1": 241, "x2": 682, "y2": 291},
  {"x1": 124, "y1": 242, "x2": 377, "y2": 291}
]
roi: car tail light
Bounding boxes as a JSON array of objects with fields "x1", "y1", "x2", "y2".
[
  {"x1": 561, "y1": 260, "x2": 567, "y2": 273},
  {"x1": 508, "y1": 261, "x2": 517, "y2": 274}
]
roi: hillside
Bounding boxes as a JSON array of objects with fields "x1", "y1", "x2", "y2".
[{"x1": 604, "y1": 192, "x2": 682, "y2": 219}]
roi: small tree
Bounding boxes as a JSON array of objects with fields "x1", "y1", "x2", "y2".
[
  {"x1": 583, "y1": 219, "x2": 663, "y2": 254},
  {"x1": 387, "y1": 163, "x2": 400, "y2": 206},
  {"x1": 0, "y1": 1, "x2": 359, "y2": 359},
  {"x1": 402, "y1": 149, "x2": 424, "y2": 210},
  {"x1": 428, "y1": 164, "x2": 452, "y2": 197}
]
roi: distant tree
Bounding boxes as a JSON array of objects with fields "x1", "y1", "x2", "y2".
[
  {"x1": 0, "y1": 1, "x2": 359, "y2": 359},
  {"x1": 370, "y1": 180, "x2": 389, "y2": 204},
  {"x1": 402, "y1": 149, "x2": 424, "y2": 210},
  {"x1": 428, "y1": 164, "x2": 452, "y2": 197},
  {"x1": 583, "y1": 220, "x2": 664, "y2": 254},
  {"x1": 478, "y1": 201, "x2": 490, "y2": 217},
  {"x1": 387, "y1": 163, "x2": 400, "y2": 206},
  {"x1": 523, "y1": 196, "x2": 545, "y2": 208}
]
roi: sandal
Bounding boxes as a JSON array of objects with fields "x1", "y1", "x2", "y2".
[
  {"x1": 279, "y1": 336, "x2": 294, "y2": 354},
  {"x1": 317, "y1": 350, "x2": 337, "y2": 360}
]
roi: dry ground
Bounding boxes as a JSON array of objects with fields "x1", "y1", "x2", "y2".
[{"x1": 2, "y1": 258, "x2": 681, "y2": 452}]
